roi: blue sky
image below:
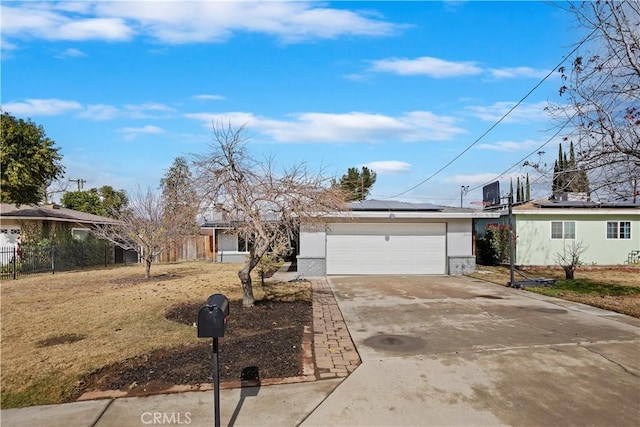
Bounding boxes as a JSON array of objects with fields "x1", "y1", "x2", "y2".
[{"x1": 1, "y1": 1, "x2": 582, "y2": 206}]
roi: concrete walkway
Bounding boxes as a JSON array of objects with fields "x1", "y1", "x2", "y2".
[{"x1": 2, "y1": 274, "x2": 639, "y2": 426}]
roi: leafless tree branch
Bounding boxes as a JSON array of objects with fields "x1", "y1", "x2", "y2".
[{"x1": 192, "y1": 122, "x2": 348, "y2": 306}]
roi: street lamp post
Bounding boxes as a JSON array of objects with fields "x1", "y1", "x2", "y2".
[{"x1": 460, "y1": 185, "x2": 469, "y2": 208}]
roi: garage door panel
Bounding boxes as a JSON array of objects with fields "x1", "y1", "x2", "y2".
[{"x1": 326, "y1": 223, "x2": 446, "y2": 275}]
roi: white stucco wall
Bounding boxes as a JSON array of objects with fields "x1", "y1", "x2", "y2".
[
  {"x1": 446, "y1": 219, "x2": 473, "y2": 256},
  {"x1": 299, "y1": 224, "x2": 326, "y2": 258}
]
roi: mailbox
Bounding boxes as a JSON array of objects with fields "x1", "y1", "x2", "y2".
[{"x1": 197, "y1": 294, "x2": 230, "y2": 338}]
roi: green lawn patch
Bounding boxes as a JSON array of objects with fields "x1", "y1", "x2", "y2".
[{"x1": 528, "y1": 278, "x2": 640, "y2": 298}]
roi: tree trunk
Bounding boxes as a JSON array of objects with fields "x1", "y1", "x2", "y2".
[
  {"x1": 145, "y1": 258, "x2": 152, "y2": 279},
  {"x1": 238, "y1": 266, "x2": 255, "y2": 307},
  {"x1": 563, "y1": 265, "x2": 574, "y2": 280}
]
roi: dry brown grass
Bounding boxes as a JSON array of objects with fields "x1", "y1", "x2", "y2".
[
  {"x1": 0, "y1": 261, "x2": 309, "y2": 408},
  {"x1": 467, "y1": 265, "x2": 640, "y2": 318},
  {"x1": 468, "y1": 265, "x2": 640, "y2": 287}
]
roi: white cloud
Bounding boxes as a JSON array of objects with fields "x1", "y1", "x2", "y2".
[
  {"x1": 369, "y1": 56, "x2": 482, "y2": 78},
  {"x1": 2, "y1": 98, "x2": 82, "y2": 116},
  {"x1": 1, "y1": 38, "x2": 19, "y2": 54},
  {"x1": 1, "y1": 4, "x2": 132, "y2": 42},
  {"x1": 55, "y1": 48, "x2": 87, "y2": 58},
  {"x1": 124, "y1": 102, "x2": 175, "y2": 112},
  {"x1": 77, "y1": 102, "x2": 176, "y2": 120},
  {"x1": 185, "y1": 112, "x2": 256, "y2": 129},
  {"x1": 124, "y1": 102, "x2": 176, "y2": 118},
  {"x1": 449, "y1": 173, "x2": 518, "y2": 186},
  {"x1": 342, "y1": 73, "x2": 370, "y2": 82},
  {"x1": 363, "y1": 161, "x2": 412, "y2": 174},
  {"x1": 489, "y1": 67, "x2": 550, "y2": 79},
  {"x1": 118, "y1": 125, "x2": 166, "y2": 140},
  {"x1": 185, "y1": 110, "x2": 466, "y2": 143},
  {"x1": 118, "y1": 125, "x2": 166, "y2": 134},
  {"x1": 1, "y1": 98, "x2": 177, "y2": 121},
  {"x1": 362, "y1": 55, "x2": 550, "y2": 81},
  {"x1": 192, "y1": 94, "x2": 226, "y2": 101},
  {"x1": 2, "y1": 2, "x2": 402, "y2": 45},
  {"x1": 78, "y1": 104, "x2": 121, "y2": 120},
  {"x1": 56, "y1": 18, "x2": 133, "y2": 41},
  {"x1": 477, "y1": 139, "x2": 541, "y2": 152},
  {"x1": 465, "y1": 101, "x2": 551, "y2": 123}
]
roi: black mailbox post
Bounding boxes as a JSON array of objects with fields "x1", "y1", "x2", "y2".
[
  {"x1": 198, "y1": 294, "x2": 230, "y2": 338},
  {"x1": 197, "y1": 294, "x2": 229, "y2": 427}
]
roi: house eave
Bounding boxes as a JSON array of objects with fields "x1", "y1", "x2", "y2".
[
  {"x1": 1, "y1": 203, "x2": 118, "y2": 224},
  {"x1": 325, "y1": 211, "x2": 501, "y2": 220},
  {"x1": 0, "y1": 215, "x2": 116, "y2": 224},
  {"x1": 504, "y1": 208, "x2": 640, "y2": 216}
]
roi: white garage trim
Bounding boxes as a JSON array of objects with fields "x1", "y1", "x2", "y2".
[{"x1": 326, "y1": 222, "x2": 446, "y2": 275}]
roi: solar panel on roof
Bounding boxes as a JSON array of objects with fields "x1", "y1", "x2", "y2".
[{"x1": 348, "y1": 199, "x2": 442, "y2": 211}]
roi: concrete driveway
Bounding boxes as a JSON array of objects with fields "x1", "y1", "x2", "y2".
[{"x1": 302, "y1": 275, "x2": 640, "y2": 426}]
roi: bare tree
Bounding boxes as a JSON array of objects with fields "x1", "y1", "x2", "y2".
[
  {"x1": 45, "y1": 177, "x2": 71, "y2": 204},
  {"x1": 555, "y1": 240, "x2": 589, "y2": 280},
  {"x1": 92, "y1": 187, "x2": 188, "y2": 279},
  {"x1": 547, "y1": 1, "x2": 640, "y2": 201},
  {"x1": 192, "y1": 123, "x2": 347, "y2": 307}
]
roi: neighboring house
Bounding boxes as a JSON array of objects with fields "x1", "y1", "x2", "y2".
[
  {"x1": 477, "y1": 199, "x2": 640, "y2": 267},
  {"x1": 0, "y1": 203, "x2": 117, "y2": 245},
  {"x1": 298, "y1": 200, "x2": 500, "y2": 277},
  {"x1": 200, "y1": 221, "x2": 252, "y2": 263}
]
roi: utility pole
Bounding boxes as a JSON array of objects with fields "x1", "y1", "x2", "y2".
[
  {"x1": 460, "y1": 185, "x2": 469, "y2": 208},
  {"x1": 69, "y1": 179, "x2": 86, "y2": 191},
  {"x1": 507, "y1": 193, "x2": 515, "y2": 287}
]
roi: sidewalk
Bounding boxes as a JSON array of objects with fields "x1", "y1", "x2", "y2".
[
  {"x1": 1, "y1": 380, "x2": 343, "y2": 427},
  {"x1": 1, "y1": 269, "x2": 359, "y2": 427}
]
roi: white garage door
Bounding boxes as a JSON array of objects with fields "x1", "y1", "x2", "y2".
[{"x1": 326, "y1": 223, "x2": 446, "y2": 275}]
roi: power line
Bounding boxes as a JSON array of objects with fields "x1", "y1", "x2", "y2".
[
  {"x1": 385, "y1": 22, "x2": 599, "y2": 200},
  {"x1": 471, "y1": 48, "x2": 632, "y2": 195},
  {"x1": 468, "y1": 119, "x2": 571, "y2": 192}
]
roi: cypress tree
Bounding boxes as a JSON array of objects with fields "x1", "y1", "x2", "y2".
[
  {"x1": 569, "y1": 141, "x2": 576, "y2": 165},
  {"x1": 509, "y1": 178, "x2": 514, "y2": 200},
  {"x1": 526, "y1": 173, "x2": 531, "y2": 201},
  {"x1": 558, "y1": 143, "x2": 564, "y2": 167},
  {"x1": 552, "y1": 142, "x2": 590, "y2": 196},
  {"x1": 519, "y1": 179, "x2": 524, "y2": 202}
]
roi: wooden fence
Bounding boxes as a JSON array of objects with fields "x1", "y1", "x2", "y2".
[{"x1": 156, "y1": 235, "x2": 215, "y2": 263}]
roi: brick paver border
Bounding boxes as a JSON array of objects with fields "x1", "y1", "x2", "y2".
[{"x1": 311, "y1": 278, "x2": 361, "y2": 379}]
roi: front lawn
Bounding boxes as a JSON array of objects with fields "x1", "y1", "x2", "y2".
[
  {"x1": 0, "y1": 261, "x2": 311, "y2": 408},
  {"x1": 467, "y1": 266, "x2": 640, "y2": 318}
]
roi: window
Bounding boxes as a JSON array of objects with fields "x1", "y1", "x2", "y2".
[
  {"x1": 564, "y1": 221, "x2": 575, "y2": 239},
  {"x1": 607, "y1": 221, "x2": 631, "y2": 239},
  {"x1": 551, "y1": 221, "x2": 575, "y2": 239},
  {"x1": 71, "y1": 228, "x2": 90, "y2": 241},
  {"x1": 237, "y1": 234, "x2": 254, "y2": 252},
  {"x1": 238, "y1": 234, "x2": 248, "y2": 252}
]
